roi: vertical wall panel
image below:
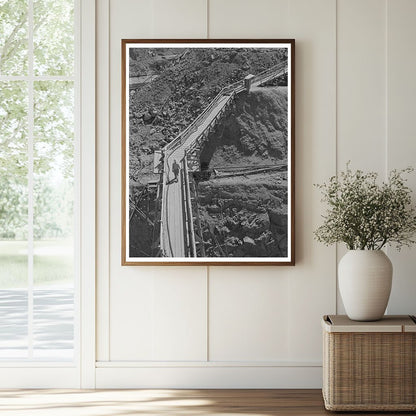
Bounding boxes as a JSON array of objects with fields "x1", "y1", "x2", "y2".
[
  {"x1": 151, "y1": 269, "x2": 207, "y2": 361},
  {"x1": 110, "y1": 271, "x2": 154, "y2": 359},
  {"x1": 107, "y1": 0, "x2": 208, "y2": 361},
  {"x1": 209, "y1": 0, "x2": 289, "y2": 37},
  {"x1": 286, "y1": 0, "x2": 337, "y2": 361},
  {"x1": 110, "y1": 268, "x2": 207, "y2": 361},
  {"x1": 209, "y1": 268, "x2": 290, "y2": 361},
  {"x1": 336, "y1": 0, "x2": 387, "y2": 313},
  {"x1": 386, "y1": 0, "x2": 416, "y2": 315},
  {"x1": 208, "y1": 0, "x2": 336, "y2": 364},
  {"x1": 151, "y1": 0, "x2": 207, "y2": 37},
  {"x1": 337, "y1": 0, "x2": 387, "y2": 172},
  {"x1": 208, "y1": 0, "x2": 292, "y2": 364}
]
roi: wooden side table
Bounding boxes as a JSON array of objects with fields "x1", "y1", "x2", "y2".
[{"x1": 322, "y1": 315, "x2": 416, "y2": 411}]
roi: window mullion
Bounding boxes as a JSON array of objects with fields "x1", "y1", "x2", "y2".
[{"x1": 27, "y1": 0, "x2": 34, "y2": 360}]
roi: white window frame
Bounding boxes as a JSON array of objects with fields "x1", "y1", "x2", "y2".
[
  {"x1": 0, "y1": 0, "x2": 95, "y2": 388},
  {"x1": 79, "y1": 0, "x2": 96, "y2": 389}
]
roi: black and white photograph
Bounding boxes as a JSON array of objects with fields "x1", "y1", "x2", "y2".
[{"x1": 122, "y1": 40, "x2": 295, "y2": 265}]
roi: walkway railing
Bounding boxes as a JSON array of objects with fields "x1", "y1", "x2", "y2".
[{"x1": 182, "y1": 155, "x2": 197, "y2": 256}]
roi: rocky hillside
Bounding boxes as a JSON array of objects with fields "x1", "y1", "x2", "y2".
[
  {"x1": 195, "y1": 87, "x2": 289, "y2": 258},
  {"x1": 197, "y1": 175, "x2": 288, "y2": 257},
  {"x1": 200, "y1": 87, "x2": 288, "y2": 169},
  {"x1": 128, "y1": 47, "x2": 287, "y2": 184}
]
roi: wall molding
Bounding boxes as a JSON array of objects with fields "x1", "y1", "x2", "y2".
[
  {"x1": 96, "y1": 366, "x2": 322, "y2": 388},
  {"x1": 96, "y1": 360, "x2": 321, "y2": 368}
]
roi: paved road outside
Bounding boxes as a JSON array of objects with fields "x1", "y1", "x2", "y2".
[{"x1": 0, "y1": 287, "x2": 74, "y2": 360}]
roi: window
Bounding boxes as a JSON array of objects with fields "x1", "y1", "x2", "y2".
[{"x1": 0, "y1": 0, "x2": 78, "y2": 361}]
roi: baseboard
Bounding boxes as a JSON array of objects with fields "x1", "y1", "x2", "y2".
[{"x1": 95, "y1": 365, "x2": 323, "y2": 388}]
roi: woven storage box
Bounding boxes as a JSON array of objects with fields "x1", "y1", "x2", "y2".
[{"x1": 322, "y1": 315, "x2": 416, "y2": 412}]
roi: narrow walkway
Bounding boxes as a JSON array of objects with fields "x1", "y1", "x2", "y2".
[{"x1": 161, "y1": 94, "x2": 232, "y2": 257}]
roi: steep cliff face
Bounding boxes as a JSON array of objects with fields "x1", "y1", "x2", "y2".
[
  {"x1": 196, "y1": 86, "x2": 288, "y2": 258},
  {"x1": 200, "y1": 87, "x2": 287, "y2": 169}
]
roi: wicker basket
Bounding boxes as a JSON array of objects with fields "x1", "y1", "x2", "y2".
[{"x1": 322, "y1": 315, "x2": 416, "y2": 411}]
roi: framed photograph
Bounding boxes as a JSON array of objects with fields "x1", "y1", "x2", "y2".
[{"x1": 122, "y1": 39, "x2": 295, "y2": 265}]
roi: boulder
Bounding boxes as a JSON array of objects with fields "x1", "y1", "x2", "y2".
[
  {"x1": 243, "y1": 236, "x2": 255, "y2": 246},
  {"x1": 268, "y1": 209, "x2": 287, "y2": 230},
  {"x1": 241, "y1": 212, "x2": 270, "y2": 237},
  {"x1": 207, "y1": 204, "x2": 221, "y2": 214},
  {"x1": 143, "y1": 112, "x2": 153, "y2": 122},
  {"x1": 224, "y1": 236, "x2": 241, "y2": 249}
]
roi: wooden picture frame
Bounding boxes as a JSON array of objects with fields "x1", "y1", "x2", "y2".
[{"x1": 122, "y1": 39, "x2": 295, "y2": 265}]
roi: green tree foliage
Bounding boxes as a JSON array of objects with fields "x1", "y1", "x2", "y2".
[
  {"x1": 34, "y1": 177, "x2": 73, "y2": 239},
  {"x1": 0, "y1": 81, "x2": 28, "y2": 238},
  {"x1": 0, "y1": 0, "x2": 28, "y2": 75},
  {"x1": 34, "y1": 81, "x2": 74, "y2": 177},
  {"x1": 0, "y1": 0, "x2": 74, "y2": 240},
  {"x1": 0, "y1": 81, "x2": 27, "y2": 179},
  {"x1": 33, "y1": 0, "x2": 74, "y2": 75},
  {"x1": 0, "y1": 178, "x2": 27, "y2": 239}
]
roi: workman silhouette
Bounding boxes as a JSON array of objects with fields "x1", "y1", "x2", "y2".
[{"x1": 172, "y1": 159, "x2": 180, "y2": 182}]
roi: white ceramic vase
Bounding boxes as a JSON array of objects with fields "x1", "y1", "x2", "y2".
[{"x1": 338, "y1": 250, "x2": 393, "y2": 321}]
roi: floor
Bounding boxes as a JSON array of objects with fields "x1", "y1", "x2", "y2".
[{"x1": 0, "y1": 389, "x2": 413, "y2": 416}]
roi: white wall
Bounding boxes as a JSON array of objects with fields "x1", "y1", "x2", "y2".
[{"x1": 95, "y1": 0, "x2": 416, "y2": 388}]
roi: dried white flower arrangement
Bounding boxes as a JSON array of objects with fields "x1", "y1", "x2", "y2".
[{"x1": 314, "y1": 164, "x2": 416, "y2": 250}]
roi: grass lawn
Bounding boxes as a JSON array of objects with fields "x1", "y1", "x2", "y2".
[{"x1": 0, "y1": 240, "x2": 73, "y2": 289}]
